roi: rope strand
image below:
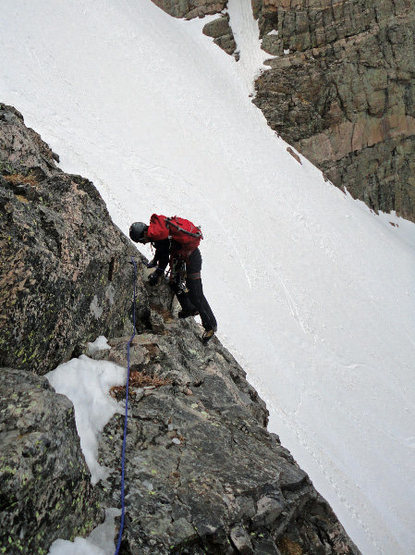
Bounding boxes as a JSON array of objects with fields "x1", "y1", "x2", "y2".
[{"x1": 115, "y1": 257, "x2": 137, "y2": 554}]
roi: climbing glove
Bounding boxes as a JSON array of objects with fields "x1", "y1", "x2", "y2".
[
  {"x1": 148, "y1": 268, "x2": 164, "y2": 286},
  {"x1": 147, "y1": 257, "x2": 158, "y2": 269}
]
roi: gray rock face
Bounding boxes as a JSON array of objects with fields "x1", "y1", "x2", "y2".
[
  {"x1": 252, "y1": 0, "x2": 415, "y2": 221},
  {"x1": 0, "y1": 368, "x2": 102, "y2": 553},
  {"x1": 0, "y1": 103, "x2": 149, "y2": 375},
  {"x1": 90, "y1": 288, "x2": 359, "y2": 554}
]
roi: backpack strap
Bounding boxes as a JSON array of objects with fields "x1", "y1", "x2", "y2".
[{"x1": 166, "y1": 216, "x2": 203, "y2": 239}]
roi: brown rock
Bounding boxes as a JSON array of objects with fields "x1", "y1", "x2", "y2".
[
  {"x1": 287, "y1": 146, "x2": 302, "y2": 164},
  {"x1": 203, "y1": 14, "x2": 237, "y2": 55},
  {"x1": 253, "y1": 0, "x2": 415, "y2": 220}
]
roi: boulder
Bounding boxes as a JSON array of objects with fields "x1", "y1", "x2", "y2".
[
  {"x1": 203, "y1": 14, "x2": 237, "y2": 57},
  {"x1": 0, "y1": 368, "x2": 102, "y2": 553}
]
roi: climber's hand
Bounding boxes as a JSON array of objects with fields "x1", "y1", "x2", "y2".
[{"x1": 147, "y1": 257, "x2": 158, "y2": 269}]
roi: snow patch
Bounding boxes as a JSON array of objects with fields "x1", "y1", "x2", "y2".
[
  {"x1": 46, "y1": 355, "x2": 125, "y2": 484},
  {"x1": 89, "y1": 295, "x2": 103, "y2": 319},
  {"x1": 227, "y1": 0, "x2": 268, "y2": 92},
  {"x1": 87, "y1": 335, "x2": 112, "y2": 355},
  {"x1": 48, "y1": 508, "x2": 121, "y2": 555}
]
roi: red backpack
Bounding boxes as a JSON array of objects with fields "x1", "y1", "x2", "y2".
[{"x1": 146, "y1": 214, "x2": 203, "y2": 257}]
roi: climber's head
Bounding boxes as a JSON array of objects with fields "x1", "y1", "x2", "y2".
[{"x1": 129, "y1": 222, "x2": 149, "y2": 243}]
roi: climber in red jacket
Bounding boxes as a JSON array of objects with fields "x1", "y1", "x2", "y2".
[{"x1": 129, "y1": 215, "x2": 217, "y2": 343}]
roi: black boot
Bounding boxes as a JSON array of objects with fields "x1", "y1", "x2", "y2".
[
  {"x1": 202, "y1": 329, "x2": 215, "y2": 344},
  {"x1": 178, "y1": 309, "x2": 199, "y2": 319}
]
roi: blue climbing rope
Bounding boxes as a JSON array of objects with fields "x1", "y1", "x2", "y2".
[{"x1": 115, "y1": 257, "x2": 137, "y2": 555}]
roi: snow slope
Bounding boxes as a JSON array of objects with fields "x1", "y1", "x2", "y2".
[{"x1": 1, "y1": 1, "x2": 415, "y2": 552}]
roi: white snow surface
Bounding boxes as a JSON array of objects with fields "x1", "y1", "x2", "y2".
[
  {"x1": 46, "y1": 355, "x2": 125, "y2": 485},
  {"x1": 227, "y1": 0, "x2": 269, "y2": 92},
  {"x1": 48, "y1": 509, "x2": 120, "y2": 555},
  {"x1": 2, "y1": 1, "x2": 415, "y2": 553},
  {"x1": 86, "y1": 335, "x2": 112, "y2": 356}
]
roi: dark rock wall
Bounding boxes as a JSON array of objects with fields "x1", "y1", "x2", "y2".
[
  {"x1": 252, "y1": 0, "x2": 415, "y2": 221},
  {"x1": 0, "y1": 104, "x2": 149, "y2": 375}
]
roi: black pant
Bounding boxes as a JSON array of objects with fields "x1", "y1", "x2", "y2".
[{"x1": 170, "y1": 249, "x2": 217, "y2": 332}]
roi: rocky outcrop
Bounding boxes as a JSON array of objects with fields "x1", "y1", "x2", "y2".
[
  {"x1": 0, "y1": 368, "x2": 102, "y2": 553},
  {"x1": 0, "y1": 103, "x2": 149, "y2": 375},
  {"x1": 90, "y1": 286, "x2": 359, "y2": 554},
  {"x1": 203, "y1": 14, "x2": 237, "y2": 57},
  {"x1": 0, "y1": 106, "x2": 359, "y2": 553},
  {"x1": 252, "y1": 0, "x2": 415, "y2": 221},
  {"x1": 152, "y1": 0, "x2": 237, "y2": 57},
  {"x1": 151, "y1": 0, "x2": 226, "y2": 19}
]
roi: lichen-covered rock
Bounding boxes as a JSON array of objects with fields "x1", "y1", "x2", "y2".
[
  {"x1": 0, "y1": 368, "x2": 102, "y2": 553},
  {"x1": 90, "y1": 296, "x2": 359, "y2": 554},
  {"x1": 0, "y1": 103, "x2": 149, "y2": 374},
  {"x1": 151, "y1": 0, "x2": 226, "y2": 20},
  {"x1": 253, "y1": 0, "x2": 415, "y2": 221}
]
